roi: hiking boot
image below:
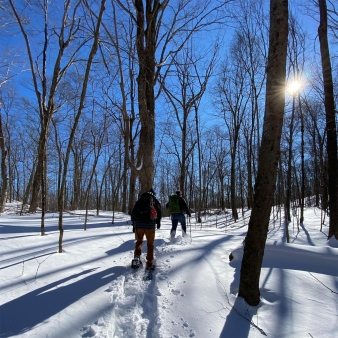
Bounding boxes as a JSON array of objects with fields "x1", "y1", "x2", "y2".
[
  {"x1": 145, "y1": 265, "x2": 156, "y2": 271},
  {"x1": 170, "y1": 230, "x2": 176, "y2": 238}
]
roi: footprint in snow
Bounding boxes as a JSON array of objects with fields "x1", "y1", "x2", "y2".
[{"x1": 82, "y1": 325, "x2": 96, "y2": 337}]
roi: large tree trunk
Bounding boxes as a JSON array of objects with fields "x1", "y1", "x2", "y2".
[
  {"x1": 128, "y1": 169, "x2": 137, "y2": 215},
  {"x1": 134, "y1": 0, "x2": 159, "y2": 193},
  {"x1": 318, "y1": 0, "x2": 338, "y2": 240},
  {"x1": 238, "y1": 0, "x2": 288, "y2": 306},
  {"x1": 246, "y1": 155, "x2": 253, "y2": 210}
]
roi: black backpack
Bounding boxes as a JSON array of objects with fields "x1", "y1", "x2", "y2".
[{"x1": 132, "y1": 193, "x2": 157, "y2": 222}]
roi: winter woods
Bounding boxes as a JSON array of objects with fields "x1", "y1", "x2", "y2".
[{"x1": 0, "y1": 0, "x2": 337, "y2": 258}]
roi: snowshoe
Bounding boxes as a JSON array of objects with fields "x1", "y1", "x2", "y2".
[
  {"x1": 131, "y1": 257, "x2": 142, "y2": 269},
  {"x1": 143, "y1": 265, "x2": 155, "y2": 281}
]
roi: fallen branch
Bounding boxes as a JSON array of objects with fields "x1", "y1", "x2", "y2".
[{"x1": 309, "y1": 272, "x2": 338, "y2": 294}]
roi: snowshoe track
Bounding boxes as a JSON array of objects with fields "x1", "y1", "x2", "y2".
[{"x1": 81, "y1": 238, "x2": 196, "y2": 338}]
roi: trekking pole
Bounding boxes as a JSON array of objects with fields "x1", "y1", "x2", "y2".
[{"x1": 189, "y1": 215, "x2": 192, "y2": 241}]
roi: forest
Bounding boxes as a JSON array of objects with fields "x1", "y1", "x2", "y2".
[
  {"x1": 0, "y1": 0, "x2": 337, "y2": 250},
  {"x1": 0, "y1": 0, "x2": 337, "y2": 309}
]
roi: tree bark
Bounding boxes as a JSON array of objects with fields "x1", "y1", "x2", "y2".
[
  {"x1": 230, "y1": 149, "x2": 239, "y2": 221},
  {"x1": 238, "y1": 0, "x2": 288, "y2": 306},
  {"x1": 134, "y1": 0, "x2": 168, "y2": 193},
  {"x1": 286, "y1": 96, "x2": 296, "y2": 223},
  {"x1": 0, "y1": 114, "x2": 8, "y2": 212},
  {"x1": 318, "y1": 0, "x2": 338, "y2": 239}
]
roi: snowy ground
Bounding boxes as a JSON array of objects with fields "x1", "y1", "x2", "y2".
[{"x1": 0, "y1": 202, "x2": 337, "y2": 338}]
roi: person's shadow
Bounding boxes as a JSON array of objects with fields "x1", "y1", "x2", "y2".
[{"x1": 0, "y1": 265, "x2": 127, "y2": 337}]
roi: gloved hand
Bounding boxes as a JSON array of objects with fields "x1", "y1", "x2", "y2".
[
  {"x1": 188, "y1": 213, "x2": 191, "y2": 218},
  {"x1": 157, "y1": 222, "x2": 161, "y2": 229}
]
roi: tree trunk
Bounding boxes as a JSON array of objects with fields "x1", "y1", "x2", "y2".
[
  {"x1": 57, "y1": 0, "x2": 106, "y2": 252},
  {"x1": 0, "y1": 114, "x2": 8, "y2": 213},
  {"x1": 318, "y1": 0, "x2": 338, "y2": 239},
  {"x1": 180, "y1": 108, "x2": 187, "y2": 194},
  {"x1": 122, "y1": 152, "x2": 128, "y2": 213},
  {"x1": 195, "y1": 102, "x2": 202, "y2": 224},
  {"x1": 230, "y1": 151, "x2": 239, "y2": 221},
  {"x1": 134, "y1": 0, "x2": 162, "y2": 193},
  {"x1": 128, "y1": 169, "x2": 137, "y2": 215},
  {"x1": 29, "y1": 131, "x2": 46, "y2": 212},
  {"x1": 286, "y1": 95, "x2": 296, "y2": 223},
  {"x1": 279, "y1": 157, "x2": 289, "y2": 243},
  {"x1": 300, "y1": 96, "x2": 305, "y2": 224},
  {"x1": 71, "y1": 150, "x2": 81, "y2": 210},
  {"x1": 238, "y1": 0, "x2": 288, "y2": 306},
  {"x1": 20, "y1": 157, "x2": 37, "y2": 215},
  {"x1": 247, "y1": 157, "x2": 253, "y2": 210}
]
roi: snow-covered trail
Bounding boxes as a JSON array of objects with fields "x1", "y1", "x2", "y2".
[
  {"x1": 2, "y1": 207, "x2": 336, "y2": 338},
  {"x1": 154, "y1": 233, "x2": 235, "y2": 338},
  {"x1": 82, "y1": 227, "x2": 246, "y2": 338}
]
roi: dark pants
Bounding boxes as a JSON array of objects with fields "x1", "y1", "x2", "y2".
[
  {"x1": 134, "y1": 228, "x2": 155, "y2": 268},
  {"x1": 170, "y1": 213, "x2": 186, "y2": 235}
]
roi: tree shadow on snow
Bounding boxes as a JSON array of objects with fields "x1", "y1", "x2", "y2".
[
  {"x1": 0, "y1": 215, "x2": 131, "y2": 236},
  {"x1": 220, "y1": 297, "x2": 256, "y2": 338},
  {"x1": 0, "y1": 265, "x2": 127, "y2": 337}
]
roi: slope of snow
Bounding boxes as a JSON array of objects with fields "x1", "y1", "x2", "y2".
[{"x1": 0, "y1": 204, "x2": 337, "y2": 338}]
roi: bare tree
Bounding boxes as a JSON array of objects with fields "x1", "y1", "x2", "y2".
[
  {"x1": 211, "y1": 127, "x2": 230, "y2": 212},
  {"x1": 0, "y1": 113, "x2": 8, "y2": 212},
  {"x1": 215, "y1": 37, "x2": 251, "y2": 221},
  {"x1": 303, "y1": 98, "x2": 328, "y2": 213},
  {"x1": 233, "y1": 0, "x2": 268, "y2": 210},
  {"x1": 161, "y1": 43, "x2": 217, "y2": 196},
  {"x1": 57, "y1": 0, "x2": 106, "y2": 252},
  {"x1": 284, "y1": 14, "x2": 306, "y2": 224},
  {"x1": 318, "y1": 0, "x2": 338, "y2": 239},
  {"x1": 327, "y1": 0, "x2": 338, "y2": 39},
  {"x1": 115, "y1": 0, "x2": 232, "y2": 194},
  {"x1": 98, "y1": 1, "x2": 140, "y2": 213},
  {"x1": 83, "y1": 112, "x2": 109, "y2": 230},
  {"x1": 7, "y1": 0, "x2": 87, "y2": 236},
  {"x1": 238, "y1": 0, "x2": 288, "y2": 306}
]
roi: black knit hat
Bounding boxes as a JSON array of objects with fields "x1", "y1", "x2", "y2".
[{"x1": 148, "y1": 188, "x2": 156, "y2": 196}]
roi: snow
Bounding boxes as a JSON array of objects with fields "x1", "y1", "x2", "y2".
[{"x1": 1, "y1": 203, "x2": 337, "y2": 338}]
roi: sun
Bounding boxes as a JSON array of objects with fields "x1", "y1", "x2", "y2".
[
  {"x1": 285, "y1": 79, "x2": 305, "y2": 96},
  {"x1": 286, "y1": 80, "x2": 302, "y2": 95}
]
